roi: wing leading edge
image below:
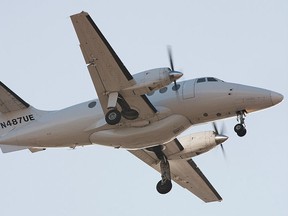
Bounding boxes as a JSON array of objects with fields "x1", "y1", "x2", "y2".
[{"x1": 129, "y1": 138, "x2": 222, "y2": 203}]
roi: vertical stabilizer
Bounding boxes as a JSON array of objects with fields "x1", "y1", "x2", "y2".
[{"x1": 0, "y1": 81, "x2": 49, "y2": 152}]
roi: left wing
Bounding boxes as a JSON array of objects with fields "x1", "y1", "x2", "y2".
[
  {"x1": 70, "y1": 12, "x2": 157, "y2": 121},
  {"x1": 129, "y1": 138, "x2": 222, "y2": 203}
]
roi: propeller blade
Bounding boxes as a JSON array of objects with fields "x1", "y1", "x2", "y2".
[
  {"x1": 220, "y1": 144, "x2": 226, "y2": 159},
  {"x1": 167, "y1": 46, "x2": 183, "y2": 91},
  {"x1": 212, "y1": 122, "x2": 228, "y2": 160},
  {"x1": 212, "y1": 122, "x2": 219, "y2": 135},
  {"x1": 167, "y1": 46, "x2": 174, "y2": 71},
  {"x1": 220, "y1": 122, "x2": 226, "y2": 135}
]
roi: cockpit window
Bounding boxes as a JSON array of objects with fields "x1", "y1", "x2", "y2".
[
  {"x1": 197, "y1": 78, "x2": 206, "y2": 83},
  {"x1": 196, "y1": 77, "x2": 224, "y2": 83},
  {"x1": 207, "y1": 77, "x2": 218, "y2": 82}
]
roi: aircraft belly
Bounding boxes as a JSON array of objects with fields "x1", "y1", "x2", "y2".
[{"x1": 89, "y1": 114, "x2": 191, "y2": 149}]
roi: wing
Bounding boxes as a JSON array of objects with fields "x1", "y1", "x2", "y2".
[
  {"x1": 129, "y1": 138, "x2": 222, "y2": 203},
  {"x1": 0, "y1": 81, "x2": 29, "y2": 113},
  {"x1": 70, "y1": 12, "x2": 157, "y2": 121}
]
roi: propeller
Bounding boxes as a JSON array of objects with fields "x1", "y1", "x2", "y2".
[
  {"x1": 167, "y1": 46, "x2": 183, "y2": 89},
  {"x1": 212, "y1": 122, "x2": 228, "y2": 159},
  {"x1": 168, "y1": 46, "x2": 174, "y2": 71}
]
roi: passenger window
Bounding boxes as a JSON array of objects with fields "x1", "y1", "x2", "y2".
[
  {"x1": 207, "y1": 77, "x2": 217, "y2": 82},
  {"x1": 172, "y1": 84, "x2": 181, "y2": 91},
  {"x1": 159, "y1": 87, "x2": 167, "y2": 93},
  {"x1": 88, "y1": 101, "x2": 97, "y2": 108},
  {"x1": 147, "y1": 91, "x2": 155, "y2": 96},
  {"x1": 197, "y1": 78, "x2": 206, "y2": 83}
]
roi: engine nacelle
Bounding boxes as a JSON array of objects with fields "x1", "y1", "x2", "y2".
[
  {"x1": 122, "y1": 68, "x2": 182, "y2": 95},
  {"x1": 167, "y1": 131, "x2": 227, "y2": 160}
]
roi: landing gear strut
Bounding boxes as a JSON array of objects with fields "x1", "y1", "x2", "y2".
[
  {"x1": 234, "y1": 110, "x2": 247, "y2": 137},
  {"x1": 156, "y1": 155, "x2": 172, "y2": 194},
  {"x1": 146, "y1": 146, "x2": 173, "y2": 194}
]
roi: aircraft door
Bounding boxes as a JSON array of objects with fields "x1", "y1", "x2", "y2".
[{"x1": 183, "y1": 80, "x2": 196, "y2": 99}]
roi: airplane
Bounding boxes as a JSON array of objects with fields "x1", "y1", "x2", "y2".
[{"x1": 0, "y1": 11, "x2": 283, "y2": 202}]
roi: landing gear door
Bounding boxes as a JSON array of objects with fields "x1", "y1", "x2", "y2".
[{"x1": 183, "y1": 80, "x2": 196, "y2": 99}]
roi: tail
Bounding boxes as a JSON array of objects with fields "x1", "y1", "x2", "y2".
[{"x1": 0, "y1": 81, "x2": 48, "y2": 153}]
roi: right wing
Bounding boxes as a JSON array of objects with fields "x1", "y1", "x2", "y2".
[
  {"x1": 70, "y1": 12, "x2": 157, "y2": 121},
  {"x1": 129, "y1": 138, "x2": 222, "y2": 203}
]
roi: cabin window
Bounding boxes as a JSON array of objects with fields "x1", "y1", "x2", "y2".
[
  {"x1": 147, "y1": 91, "x2": 155, "y2": 96},
  {"x1": 88, "y1": 101, "x2": 97, "y2": 108},
  {"x1": 172, "y1": 84, "x2": 181, "y2": 91},
  {"x1": 159, "y1": 87, "x2": 168, "y2": 93}
]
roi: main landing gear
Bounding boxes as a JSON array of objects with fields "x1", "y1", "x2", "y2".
[
  {"x1": 156, "y1": 155, "x2": 172, "y2": 194},
  {"x1": 105, "y1": 92, "x2": 139, "y2": 125},
  {"x1": 234, "y1": 110, "x2": 247, "y2": 137},
  {"x1": 147, "y1": 146, "x2": 173, "y2": 194}
]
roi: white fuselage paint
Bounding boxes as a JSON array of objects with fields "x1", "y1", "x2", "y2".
[{"x1": 0, "y1": 78, "x2": 281, "y2": 150}]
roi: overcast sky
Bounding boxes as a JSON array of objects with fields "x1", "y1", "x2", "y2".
[{"x1": 0, "y1": 1, "x2": 287, "y2": 216}]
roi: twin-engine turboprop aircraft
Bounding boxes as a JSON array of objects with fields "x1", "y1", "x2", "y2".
[{"x1": 0, "y1": 12, "x2": 283, "y2": 202}]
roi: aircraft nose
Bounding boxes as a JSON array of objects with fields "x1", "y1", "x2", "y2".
[{"x1": 270, "y1": 91, "x2": 284, "y2": 105}]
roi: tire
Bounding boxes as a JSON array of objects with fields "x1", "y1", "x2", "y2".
[
  {"x1": 121, "y1": 109, "x2": 139, "y2": 120},
  {"x1": 237, "y1": 128, "x2": 247, "y2": 137},
  {"x1": 105, "y1": 109, "x2": 121, "y2": 125},
  {"x1": 234, "y1": 124, "x2": 244, "y2": 133},
  {"x1": 156, "y1": 180, "x2": 172, "y2": 194}
]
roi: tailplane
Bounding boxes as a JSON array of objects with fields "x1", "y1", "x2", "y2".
[{"x1": 0, "y1": 81, "x2": 48, "y2": 153}]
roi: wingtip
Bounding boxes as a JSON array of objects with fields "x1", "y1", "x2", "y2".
[{"x1": 70, "y1": 11, "x2": 89, "y2": 18}]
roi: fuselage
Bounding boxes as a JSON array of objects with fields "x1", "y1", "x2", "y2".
[{"x1": 0, "y1": 77, "x2": 283, "y2": 149}]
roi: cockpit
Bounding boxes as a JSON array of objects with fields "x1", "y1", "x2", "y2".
[{"x1": 196, "y1": 77, "x2": 224, "y2": 83}]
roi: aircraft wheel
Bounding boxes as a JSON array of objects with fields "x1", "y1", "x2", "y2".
[
  {"x1": 121, "y1": 109, "x2": 139, "y2": 120},
  {"x1": 234, "y1": 124, "x2": 247, "y2": 137},
  {"x1": 105, "y1": 109, "x2": 121, "y2": 125},
  {"x1": 234, "y1": 124, "x2": 243, "y2": 132},
  {"x1": 237, "y1": 128, "x2": 247, "y2": 137},
  {"x1": 156, "y1": 180, "x2": 172, "y2": 194}
]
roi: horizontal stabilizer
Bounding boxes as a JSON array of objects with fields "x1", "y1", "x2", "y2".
[
  {"x1": 0, "y1": 81, "x2": 30, "y2": 113},
  {"x1": 0, "y1": 144, "x2": 28, "y2": 153}
]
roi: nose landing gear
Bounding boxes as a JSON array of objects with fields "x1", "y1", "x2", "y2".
[{"x1": 234, "y1": 110, "x2": 247, "y2": 137}]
